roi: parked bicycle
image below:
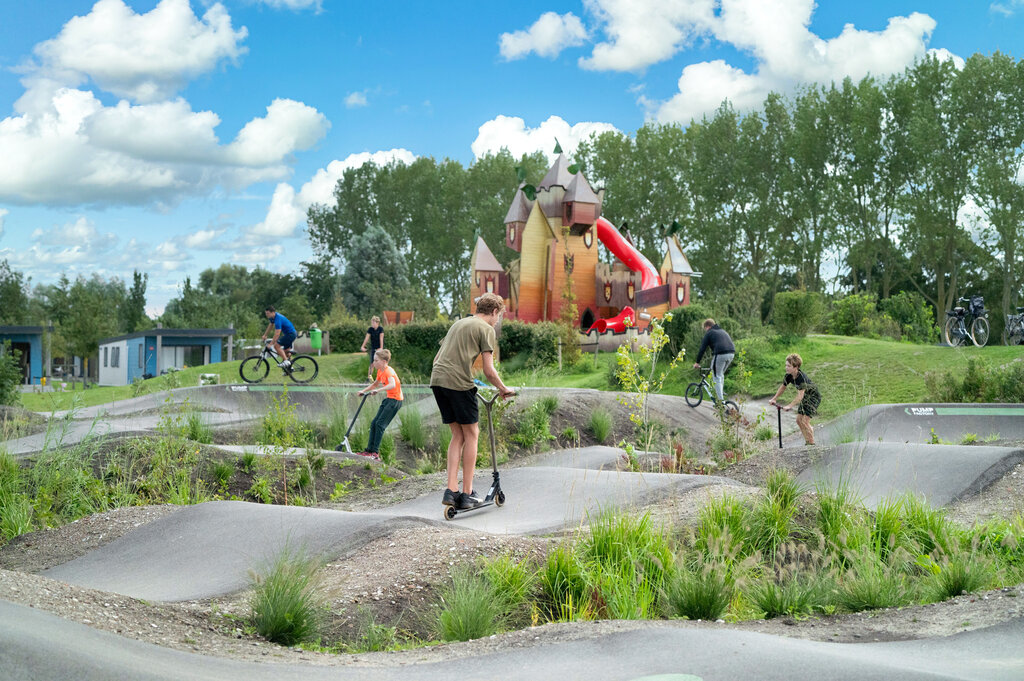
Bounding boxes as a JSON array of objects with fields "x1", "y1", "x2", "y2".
[
  {"x1": 1001, "y1": 304, "x2": 1024, "y2": 346},
  {"x1": 944, "y1": 295, "x2": 989, "y2": 347},
  {"x1": 239, "y1": 340, "x2": 319, "y2": 384},
  {"x1": 684, "y1": 366, "x2": 739, "y2": 419}
]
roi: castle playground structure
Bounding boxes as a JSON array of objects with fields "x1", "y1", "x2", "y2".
[{"x1": 469, "y1": 152, "x2": 699, "y2": 346}]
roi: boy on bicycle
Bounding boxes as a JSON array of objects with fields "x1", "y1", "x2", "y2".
[
  {"x1": 357, "y1": 349, "x2": 403, "y2": 461},
  {"x1": 769, "y1": 353, "x2": 821, "y2": 446},
  {"x1": 262, "y1": 306, "x2": 296, "y2": 369}
]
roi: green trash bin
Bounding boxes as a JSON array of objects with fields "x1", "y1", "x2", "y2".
[{"x1": 309, "y1": 327, "x2": 323, "y2": 353}]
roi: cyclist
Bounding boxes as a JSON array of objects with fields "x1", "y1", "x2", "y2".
[
  {"x1": 692, "y1": 318, "x2": 735, "y2": 405},
  {"x1": 262, "y1": 306, "x2": 297, "y2": 369}
]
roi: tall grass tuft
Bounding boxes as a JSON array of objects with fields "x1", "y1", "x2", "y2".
[
  {"x1": 481, "y1": 553, "x2": 537, "y2": 626},
  {"x1": 662, "y1": 554, "x2": 734, "y2": 621},
  {"x1": 815, "y1": 475, "x2": 868, "y2": 559},
  {"x1": 379, "y1": 433, "x2": 396, "y2": 466},
  {"x1": 695, "y1": 493, "x2": 750, "y2": 559},
  {"x1": 835, "y1": 549, "x2": 917, "y2": 612},
  {"x1": 901, "y1": 493, "x2": 958, "y2": 556},
  {"x1": 537, "y1": 395, "x2": 559, "y2": 415},
  {"x1": 431, "y1": 567, "x2": 504, "y2": 641},
  {"x1": 398, "y1": 408, "x2": 427, "y2": 450},
  {"x1": 871, "y1": 495, "x2": 908, "y2": 559},
  {"x1": 511, "y1": 401, "x2": 555, "y2": 449},
  {"x1": 349, "y1": 607, "x2": 399, "y2": 652},
  {"x1": 588, "y1": 408, "x2": 613, "y2": 444},
  {"x1": 538, "y1": 545, "x2": 592, "y2": 622},
  {"x1": 249, "y1": 547, "x2": 325, "y2": 646},
  {"x1": 927, "y1": 545, "x2": 995, "y2": 601}
]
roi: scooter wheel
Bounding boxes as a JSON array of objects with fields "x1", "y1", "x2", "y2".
[
  {"x1": 443, "y1": 506, "x2": 457, "y2": 520},
  {"x1": 495, "y1": 491, "x2": 505, "y2": 507}
]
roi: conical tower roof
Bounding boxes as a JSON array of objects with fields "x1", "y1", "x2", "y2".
[
  {"x1": 503, "y1": 187, "x2": 533, "y2": 223},
  {"x1": 537, "y1": 153, "x2": 574, "y2": 190},
  {"x1": 472, "y1": 236, "x2": 502, "y2": 272},
  {"x1": 564, "y1": 171, "x2": 598, "y2": 204}
]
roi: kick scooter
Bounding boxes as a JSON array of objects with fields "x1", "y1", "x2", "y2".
[
  {"x1": 335, "y1": 393, "x2": 369, "y2": 456},
  {"x1": 443, "y1": 386, "x2": 510, "y2": 520}
]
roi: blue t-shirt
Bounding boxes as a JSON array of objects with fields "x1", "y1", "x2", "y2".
[{"x1": 272, "y1": 313, "x2": 296, "y2": 336}]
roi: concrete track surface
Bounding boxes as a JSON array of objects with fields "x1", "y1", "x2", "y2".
[
  {"x1": 5, "y1": 392, "x2": 1024, "y2": 678},
  {"x1": 2, "y1": 600, "x2": 1022, "y2": 681}
]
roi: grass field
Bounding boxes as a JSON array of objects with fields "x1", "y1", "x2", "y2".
[{"x1": 18, "y1": 334, "x2": 1022, "y2": 419}]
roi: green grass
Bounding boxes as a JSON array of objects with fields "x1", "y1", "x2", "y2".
[
  {"x1": 588, "y1": 408, "x2": 613, "y2": 444},
  {"x1": 20, "y1": 352, "x2": 369, "y2": 412},
  {"x1": 249, "y1": 547, "x2": 325, "y2": 646},
  {"x1": 430, "y1": 567, "x2": 504, "y2": 641}
]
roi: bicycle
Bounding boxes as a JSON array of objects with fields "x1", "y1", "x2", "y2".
[
  {"x1": 944, "y1": 295, "x2": 989, "y2": 347},
  {"x1": 684, "y1": 366, "x2": 739, "y2": 419},
  {"x1": 239, "y1": 340, "x2": 319, "y2": 384},
  {"x1": 1003, "y1": 306, "x2": 1024, "y2": 346}
]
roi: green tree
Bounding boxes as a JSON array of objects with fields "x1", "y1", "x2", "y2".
[
  {"x1": 0, "y1": 260, "x2": 30, "y2": 325},
  {"x1": 61, "y1": 275, "x2": 124, "y2": 362},
  {"x1": 0, "y1": 340, "x2": 22, "y2": 405},
  {"x1": 119, "y1": 270, "x2": 149, "y2": 333},
  {"x1": 339, "y1": 224, "x2": 436, "y2": 319}
]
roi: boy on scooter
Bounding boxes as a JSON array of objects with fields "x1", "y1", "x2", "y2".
[
  {"x1": 430, "y1": 293, "x2": 514, "y2": 510},
  {"x1": 357, "y1": 349, "x2": 403, "y2": 460}
]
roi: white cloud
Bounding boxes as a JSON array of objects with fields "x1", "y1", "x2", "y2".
[
  {"x1": 471, "y1": 115, "x2": 619, "y2": 161},
  {"x1": 28, "y1": 0, "x2": 247, "y2": 104},
  {"x1": 257, "y1": 0, "x2": 323, "y2": 10},
  {"x1": 182, "y1": 228, "x2": 224, "y2": 249},
  {"x1": 345, "y1": 91, "x2": 368, "y2": 108},
  {"x1": 0, "y1": 1, "x2": 328, "y2": 207},
  {"x1": 232, "y1": 244, "x2": 284, "y2": 264},
  {"x1": 579, "y1": 0, "x2": 715, "y2": 72},
  {"x1": 247, "y1": 148, "x2": 416, "y2": 239},
  {"x1": 991, "y1": 1, "x2": 1024, "y2": 17},
  {"x1": 499, "y1": 12, "x2": 588, "y2": 60},
  {"x1": 649, "y1": 2, "x2": 942, "y2": 124}
]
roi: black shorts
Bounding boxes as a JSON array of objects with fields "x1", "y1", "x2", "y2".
[
  {"x1": 798, "y1": 389, "x2": 821, "y2": 418},
  {"x1": 431, "y1": 385, "x2": 478, "y2": 425},
  {"x1": 278, "y1": 332, "x2": 296, "y2": 349}
]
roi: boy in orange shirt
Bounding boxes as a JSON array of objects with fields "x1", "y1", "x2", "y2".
[{"x1": 357, "y1": 349, "x2": 403, "y2": 460}]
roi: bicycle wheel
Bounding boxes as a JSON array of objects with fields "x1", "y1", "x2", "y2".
[
  {"x1": 239, "y1": 356, "x2": 269, "y2": 383},
  {"x1": 684, "y1": 382, "x2": 703, "y2": 407},
  {"x1": 287, "y1": 355, "x2": 319, "y2": 384},
  {"x1": 970, "y1": 317, "x2": 990, "y2": 347},
  {"x1": 944, "y1": 316, "x2": 966, "y2": 347},
  {"x1": 723, "y1": 400, "x2": 740, "y2": 420}
]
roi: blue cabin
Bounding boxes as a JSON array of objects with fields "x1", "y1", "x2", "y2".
[
  {"x1": 0, "y1": 326, "x2": 51, "y2": 385},
  {"x1": 97, "y1": 328, "x2": 234, "y2": 386}
]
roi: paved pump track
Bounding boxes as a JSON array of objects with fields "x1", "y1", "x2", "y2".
[{"x1": 3, "y1": 389, "x2": 1023, "y2": 679}]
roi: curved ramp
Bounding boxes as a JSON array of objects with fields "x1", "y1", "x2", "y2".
[
  {"x1": 796, "y1": 442, "x2": 1024, "y2": 508},
  {"x1": 2, "y1": 600, "x2": 1021, "y2": 681},
  {"x1": 818, "y1": 403, "x2": 1024, "y2": 446}
]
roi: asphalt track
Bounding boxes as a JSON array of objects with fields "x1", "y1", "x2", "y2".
[
  {"x1": 3, "y1": 600, "x2": 1022, "y2": 681},
  {"x1": 6, "y1": 392, "x2": 1024, "y2": 678}
]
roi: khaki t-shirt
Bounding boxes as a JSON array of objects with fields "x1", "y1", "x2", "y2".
[{"x1": 430, "y1": 316, "x2": 496, "y2": 390}]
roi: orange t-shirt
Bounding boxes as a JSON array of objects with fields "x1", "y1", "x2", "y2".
[{"x1": 376, "y1": 365, "x2": 403, "y2": 401}]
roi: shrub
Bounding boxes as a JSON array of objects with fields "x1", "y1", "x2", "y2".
[
  {"x1": 588, "y1": 408, "x2": 613, "y2": 444},
  {"x1": 927, "y1": 550, "x2": 994, "y2": 601},
  {"x1": 879, "y1": 291, "x2": 937, "y2": 343},
  {"x1": 747, "y1": 572, "x2": 828, "y2": 619},
  {"x1": 249, "y1": 547, "x2": 325, "y2": 646},
  {"x1": 754, "y1": 425, "x2": 774, "y2": 441},
  {"x1": 773, "y1": 291, "x2": 825, "y2": 338},
  {"x1": 498, "y1": 320, "x2": 561, "y2": 368},
  {"x1": 661, "y1": 302, "x2": 714, "y2": 359},
  {"x1": 432, "y1": 567, "x2": 504, "y2": 641},
  {"x1": 538, "y1": 546, "x2": 592, "y2": 622},
  {"x1": 827, "y1": 294, "x2": 901, "y2": 341},
  {"x1": 925, "y1": 358, "x2": 1024, "y2": 403},
  {"x1": 511, "y1": 401, "x2": 555, "y2": 449},
  {"x1": 0, "y1": 341, "x2": 22, "y2": 406},
  {"x1": 835, "y1": 549, "x2": 917, "y2": 612}
]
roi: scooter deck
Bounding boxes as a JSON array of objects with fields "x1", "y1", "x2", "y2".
[{"x1": 443, "y1": 490, "x2": 505, "y2": 519}]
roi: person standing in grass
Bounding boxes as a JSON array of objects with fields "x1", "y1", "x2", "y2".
[
  {"x1": 430, "y1": 292, "x2": 514, "y2": 510},
  {"x1": 357, "y1": 349, "x2": 403, "y2": 461},
  {"x1": 360, "y1": 316, "x2": 384, "y2": 380},
  {"x1": 769, "y1": 353, "x2": 822, "y2": 446}
]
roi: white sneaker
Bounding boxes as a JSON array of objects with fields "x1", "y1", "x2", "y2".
[{"x1": 278, "y1": 360, "x2": 291, "y2": 368}]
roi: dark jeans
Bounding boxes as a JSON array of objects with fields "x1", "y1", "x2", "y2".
[{"x1": 367, "y1": 398, "x2": 402, "y2": 453}]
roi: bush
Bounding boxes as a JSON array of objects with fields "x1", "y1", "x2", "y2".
[
  {"x1": 661, "y1": 302, "x2": 714, "y2": 359},
  {"x1": 662, "y1": 556, "x2": 734, "y2": 621},
  {"x1": 879, "y1": 291, "x2": 937, "y2": 344},
  {"x1": 773, "y1": 291, "x2": 825, "y2": 338},
  {"x1": 0, "y1": 341, "x2": 22, "y2": 406},
  {"x1": 588, "y1": 408, "x2": 612, "y2": 444},
  {"x1": 925, "y1": 358, "x2": 1024, "y2": 403},
  {"x1": 431, "y1": 567, "x2": 504, "y2": 641},
  {"x1": 511, "y1": 401, "x2": 555, "y2": 449},
  {"x1": 249, "y1": 547, "x2": 325, "y2": 646},
  {"x1": 498, "y1": 320, "x2": 561, "y2": 368}
]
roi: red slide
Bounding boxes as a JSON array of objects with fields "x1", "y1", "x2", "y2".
[
  {"x1": 589, "y1": 306, "x2": 635, "y2": 334},
  {"x1": 595, "y1": 217, "x2": 662, "y2": 290}
]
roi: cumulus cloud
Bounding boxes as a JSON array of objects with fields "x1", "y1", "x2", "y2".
[
  {"x1": 345, "y1": 91, "x2": 368, "y2": 108},
  {"x1": 28, "y1": 0, "x2": 247, "y2": 104},
  {"x1": 471, "y1": 115, "x2": 619, "y2": 162},
  {"x1": 247, "y1": 148, "x2": 416, "y2": 240},
  {"x1": 579, "y1": 0, "x2": 715, "y2": 72},
  {"x1": 0, "y1": 1, "x2": 329, "y2": 207},
  {"x1": 182, "y1": 228, "x2": 224, "y2": 249},
  {"x1": 648, "y1": 1, "x2": 942, "y2": 124},
  {"x1": 499, "y1": 12, "x2": 588, "y2": 60}
]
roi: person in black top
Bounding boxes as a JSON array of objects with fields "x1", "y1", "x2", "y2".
[
  {"x1": 692, "y1": 318, "x2": 735, "y2": 404},
  {"x1": 769, "y1": 353, "x2": 822, "y2": 445},
  {"x1": 360, "y1": 315, "x2": 384, "y2": 380}
]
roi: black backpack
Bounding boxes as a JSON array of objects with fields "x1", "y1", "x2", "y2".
[{"x1": 970, "y1": 296, "x2": 985, "y2": 316}]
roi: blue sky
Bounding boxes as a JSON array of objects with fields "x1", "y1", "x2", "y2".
[{"x1": 0, "y1": 0, "x2": 1021, "y2": 315}]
